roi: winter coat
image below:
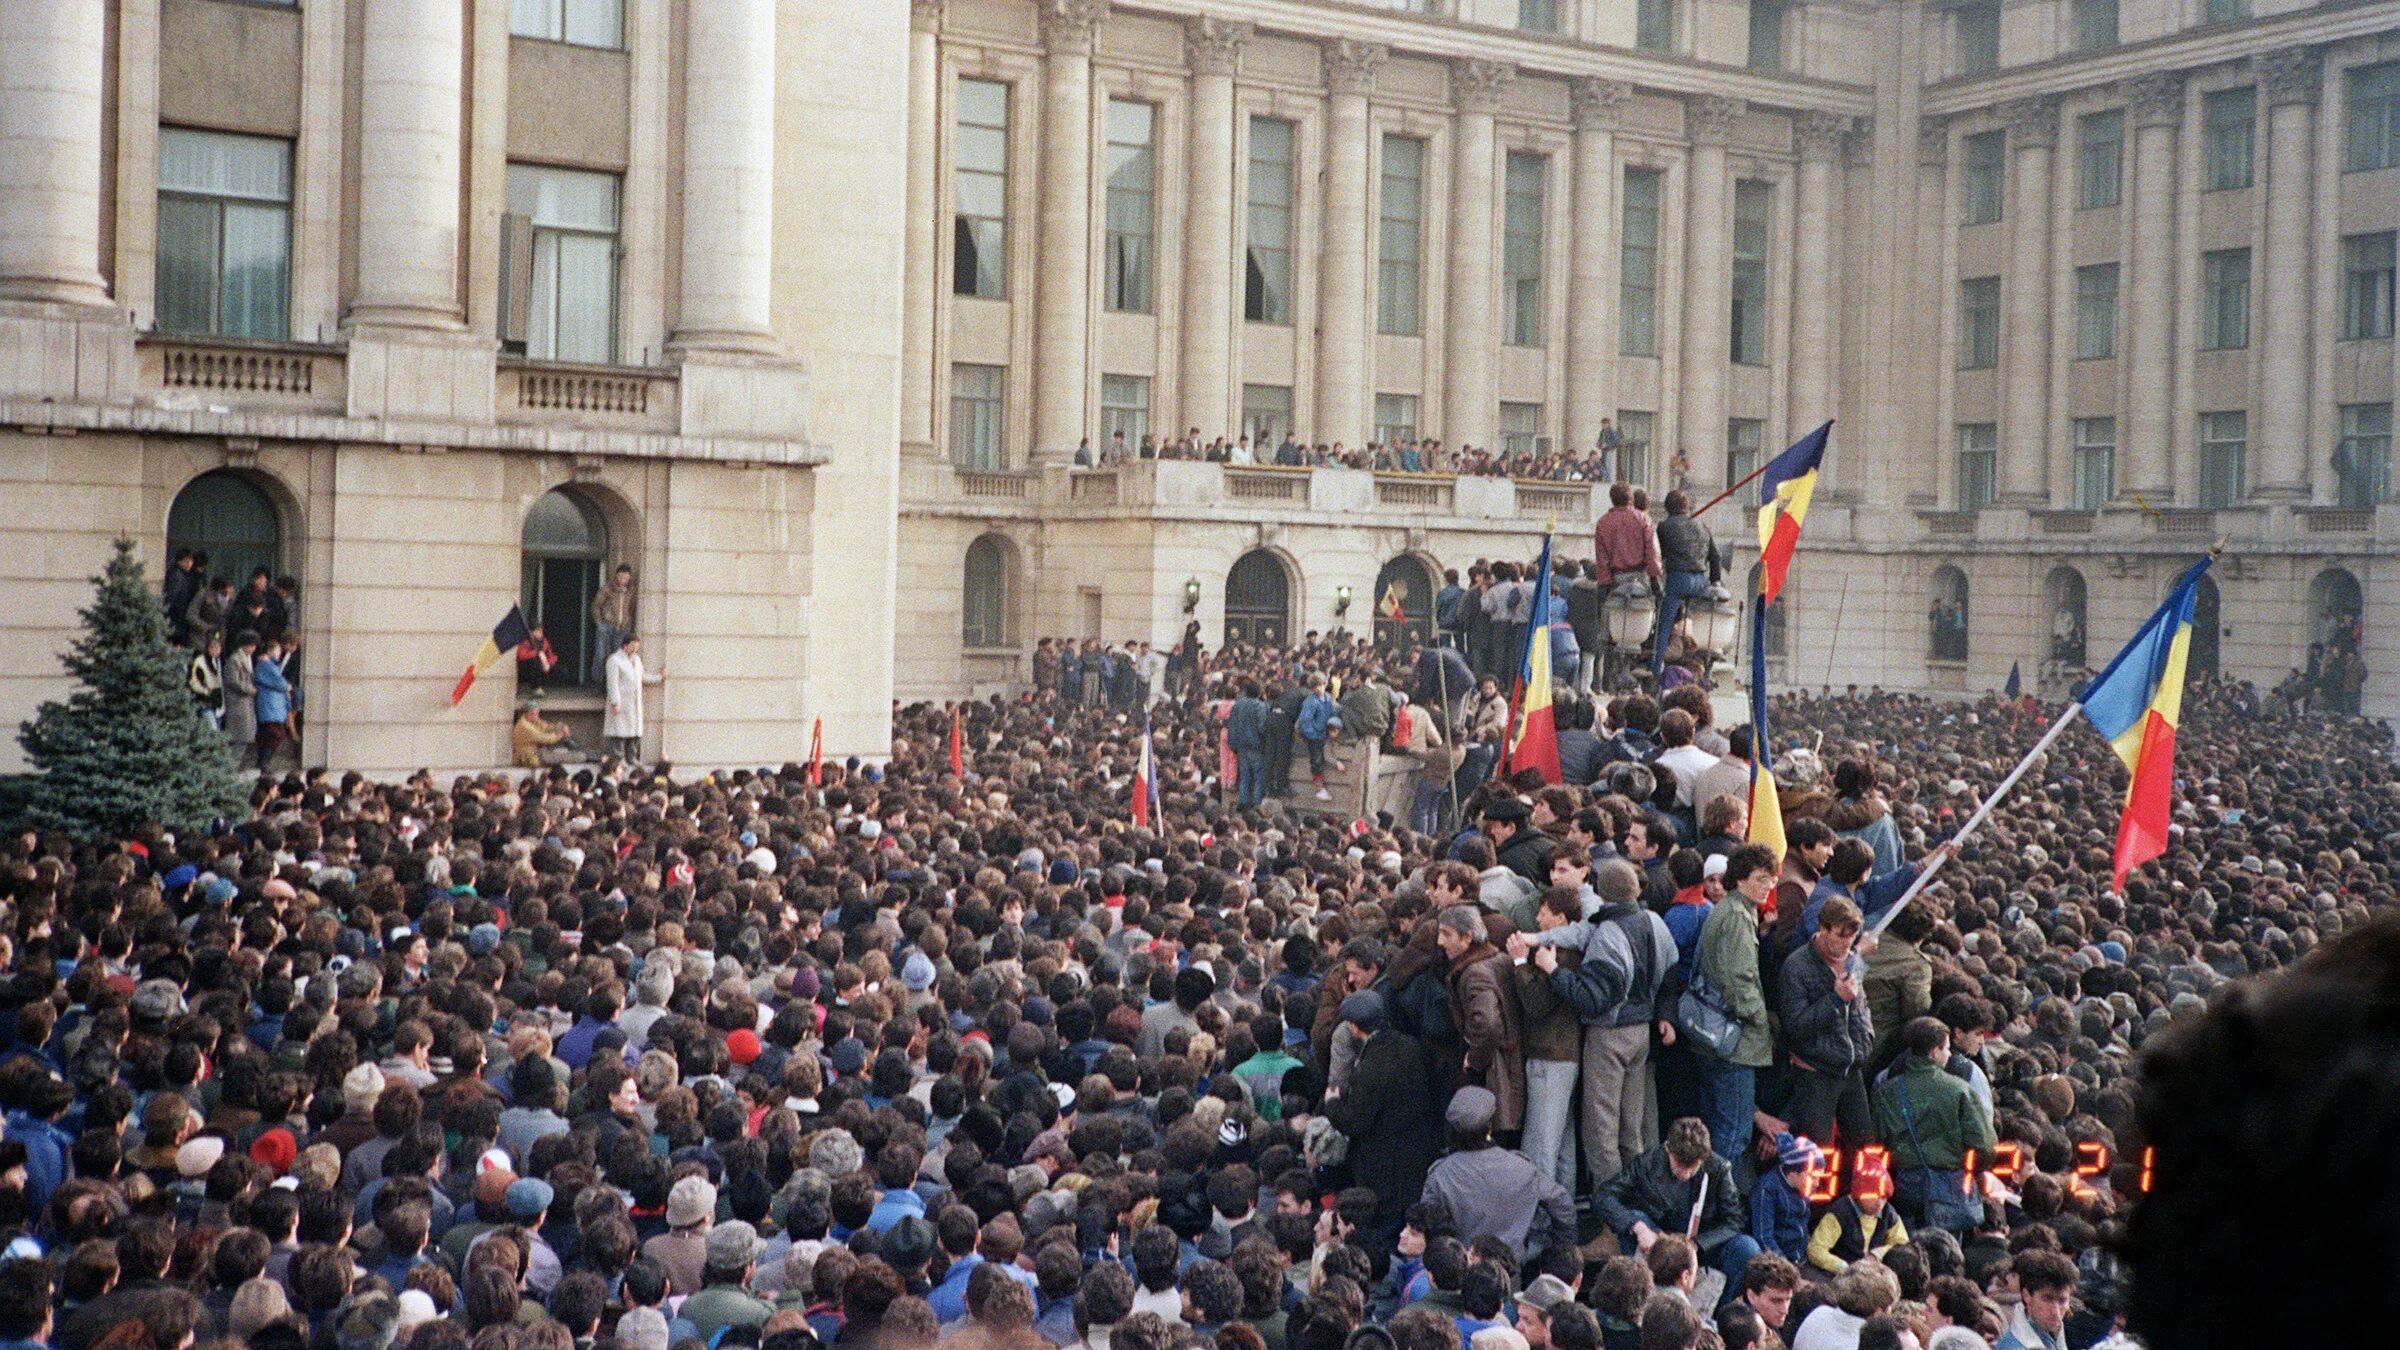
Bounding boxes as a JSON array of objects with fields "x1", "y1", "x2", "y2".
[
  {"x1": 1296, "y1": 693, "x2": 1340, "y2": 742},
  {"x1": 1445, "y1": 945, "x2": 1525, "y2": 1131},
  {"x1": 253, "y1": 654, "x2": 292, "y2": 726},
  {"x1": 1514, "y1": 950, "x2": 1583, "y2": 1063},
  {"x1": 1227, "y1": 696, "x2": 1269, "y2": 754},
  {"x1": 1339, "y1": 683, "x2": 1393, "y2": 743},
  {"x1": 605, "y1": 649, "x2": 653, "y2": 738},
  {"x1": 1544, "y1": 902, "x2": 1679, "y2": 1030},
  {"x1": 1656, "y1": 514, "x2": 1721, "y2": 580},
  {"x1": 1872, "y1": 1053, "x2": 1995, "y2": 1170},
  {"x1": 1494, "y1": 827, "x2": 1555, "y2": 887},
  {"x1": 1863, "y1": 937, "x2": 1934, "y2": 1069},
  {"x1": 221, "y1": 649, "x2": 258, "y2": 741},
  {"x1": 1696, "y1": 893, "x2": 1772, "y2": 1067},
  {"x1": 1595, "y1": 1145, "x2": 1747, "y2": 1252},
  {"x1": 1324, "y1": 1028, "x2": 1446, "y2": 1215},
  {"x1": 1778, "y1": 943, "x2": 1873, "y2": 1075}
]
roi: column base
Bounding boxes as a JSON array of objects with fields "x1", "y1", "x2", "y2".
[
  {"x1": 675, "y1": 348, "x2": 811, "y2": 445},
  {"x1": 0, "y1": 299, "x2": 135, "y2": 404},
  {"x1": 345, "y1": 324, "x2": 496, "y2": 422}
]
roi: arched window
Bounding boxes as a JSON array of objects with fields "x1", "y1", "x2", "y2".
[
  {"x1": 2309, "y1": 568, "x2": 2365, "y2": 713},
  {"x1": 963, "y1": 535, "x2": 1010, "y2": 648},
  {"x1": 168, "y1": 471, "x2": 281, "y2": 596},
  {"x1": 1373, "y1": 556, "x2": 1439, "y2": 648},
  {"x1": 1225, "y1": 550, "x2": 1292, "y2": 648},
  {"x1": 2044, "y1": 567, "x2": 2088, "y2": 668},
  {"x1": 1930, "y1": 565, "x2": 1970, "y2": 662},
  {"x1": 522, "y1": 488, "x2": 609, "y2": 688},
  {"x1": 1746, "y1": 563, "x2": 1787, "y2": 660}
]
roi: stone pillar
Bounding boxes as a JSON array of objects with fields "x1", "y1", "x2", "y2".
[
  {"x1": 1911, "y1": 116, "x2": 1949, "y2": 507},
  {"x1": 2119, "y1": 74, "x2": 2182, "y2": 502},
  {"x1": 351, "y1": 0, "x2": 467, "y2": 329},
  {"x1": 901, "y1": 0, "x2": 944, "y2": 450},
  {"x1": 1444, "y1": 60, "x2": 1512, "y2": 454},
  {"x1": 1565, "y1": 78, "x2": 1630, "y2": 454},
  {"x1": 669, "y1": 0, "x2": 777, "y2": 354},
  {"x1": 1789, "y1": 112, "x2": 1848, "y2": 436},
  {"x1": 1181, "y1": 17, "x2": 1246, "y2": 438},
  {"x1": 2254, "y1": 48, "x2": 2321, "y2": 502},
  {"x1": 1030, "y1": 0, "x2": 1104, "y2": 462},
  {"x1": 1678, "y1": 95, "x2": 1742, "y2": 495},
  {"x1": 1998, "y1": 96, "x2": 2056, "y2": 506},
  {"x1": 0, "y1": 0, "x2": 109, "y2": 307},
  {"x1": 1314, "y1": 40, "x2": 1382, "y2": 448}
]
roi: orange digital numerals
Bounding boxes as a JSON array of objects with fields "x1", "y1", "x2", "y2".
[{"x1": 1802, "y1": 1146, "x2": 1894, "y2": 1202}]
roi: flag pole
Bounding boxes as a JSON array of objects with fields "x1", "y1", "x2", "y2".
[
  {"x1": 1868, "y1": 702, "x2": 2086, "y2": 937},
  {"x1": 1689, "y1": 457, "x2": 1777, "y2": 521}
]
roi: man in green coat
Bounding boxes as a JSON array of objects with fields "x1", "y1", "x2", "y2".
[
  {"x1": 1873, "y1": 1017, "x2": 1997, "y2": 1235},
  {"x1": 1693, "y1": 844, "x2": 1777, "y2": 1166},
  {"x1": 680, "y1": 1222, "x2": 775, "y2": 1344}
]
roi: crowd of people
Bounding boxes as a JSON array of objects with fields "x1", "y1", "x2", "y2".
[
  {"x1": 161, "y1": 553, "x2": 303, "y2": 775},
  {"x1": 1072, "y1": 423, "x2": 1681, "y2": 489},
  {"x1": 0, "y1": 608, "x2": 2389, "y2": 1350}
]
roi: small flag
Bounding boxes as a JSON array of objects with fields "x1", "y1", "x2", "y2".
[
  {"x1": 451, "y1": 606, "x2": 532, "y2": 706},
  {"x1": 807, "y1": 718, "x2": 824, "y2": 786},
  {"x1": 1379, "y1": 580, "x2": 1407, "y2": 624},
  {"x1": 1504, "y1": 535, "x2": 1562, "y2": 783},
  {"x1": 1131, "y1": 708, "x2": 1159, "y2": 829},
  {"x1": 2004, "y1": 661, "x2": 2022, "y2": 700},
  {"x1": 1754, "y1": 421, "x2": 1833, "y2": 605},
  {"x1": 2079, "y1": 555, "x2": 2215, "y2": 889},
  {"x1": 948, "y1": 707, "x2": 966, "y2": 776}
]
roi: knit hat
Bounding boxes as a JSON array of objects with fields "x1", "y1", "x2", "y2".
[
  {"x1": 902, "y1": 951, "x2": 937, "y2": 992},
  {"x1": 883, "y1": 1215, "x2": 935, "y2": 1270},
  {"x1": 394, "y1": 1292, "x2": 439, "y2": 1337},
  {"x1": 294, "y1": 1143, "x2": 342, "y2": 1192},
  {"x1": 468, "y1": 923, "x2": 503, "y2": 956},
  {"x1": 1594, "y1": 860, "x2": 1642, "y2": 905},
  {"x1": 617, "y1": 1309, "x2": 670, "y2": 1350},
  {"x1": 506, "y1": 1177, "x2": 555, "y2": 1220},
  {"x1": 809, "y1": 1129, "x2": 863, "y2": 1177},
  {"x1": 1338, "y1": 990, "x2": 1386, "y2": 1031},
  {"x1": 249, "y1": 1128, "x2": 298, "y2": 1175},
  {"x1": 667, "y1": 1175, "x2": 718, "y2": 1228},
  {"x1": 342, "y1": 1062, "x2": 386, "y2": 1110},
  {"x1": 705, "y1": 1220, "x2": 762, "y2": 1268},
  {"x1": 131, "y1": 979, "x2": 185, "y2": 1025},
  {"x1": 1776, "y1": 1132, "x2": 1824, "y2": 1173},
  {"x1": 229, "y1": 1278, "x2": 293, "y2": 1339},
  {"x1": 726, "y1": 1029, "x2": 761, "y2": 1065},
  {"x1": 334, "y1": 1294, "x2": 401, "y2": 1350},
  {"x1": 177, "y1": 1135, "x2": 226, "y2": 1178},
  {"x1": 829, "y1": 1038, "x2": 867, "y2": 1076}
]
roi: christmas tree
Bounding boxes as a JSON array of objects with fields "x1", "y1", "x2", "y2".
[{"x1": 16, "y1": 538, "x2": 248, "y2": 839}]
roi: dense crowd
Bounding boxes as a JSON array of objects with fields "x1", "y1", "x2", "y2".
[
  {"x1": 0, "y1": 627, "x2": 2389, "y2": 1350},
  {"x1": 1073, "y1": 423, "x2": 1673, "y2": 487}
]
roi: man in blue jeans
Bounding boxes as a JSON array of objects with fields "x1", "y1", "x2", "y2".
[
  {"x1": 1227, "y1": 679, "x2": 1269, "y2": 808},
  {"x1": 1594, "y1": 1117, "x2": 1762, "y2": 1294},
  {"x1": 1650, "y1": 490, "x2": 1721, "y2": 683}
]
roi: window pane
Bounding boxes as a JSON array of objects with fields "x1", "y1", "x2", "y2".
[
  {"x1": 510, "y1": 0, "x2": 561, "y2": 39},
  {"x1": 160, "y1": 127, "x2": 292, "y2": 202},
  {"x1": 1637, "y1": 0, "x2": 1673, "y2": 51},
  {"x1": 1375, "y1": 393, "x2": 1419, "y2": 446},
  {"x1": 1242, "y1": 384, "x2": 1293, "y2": 447},
  {"x1": 2347, "y1": 62, "x2": 2400, "y2": 173},
  {"x1": 1957, "y1": 423, "x2": 1997, "y2": 511},
  {"x1": 955, "y1": 81, "x2": 1010, "y2": 300},
  {"x1": 1959, "y1": 277, "x2": 1999, "y2": 369},
  {"x1": 1501, "y1": 402, "x2": 1542, "y2": 458},
  {"x1": 1730, "y1": 179, "x2": 1770, "y2": 366},
  {"x1": 2202, "y1": 248, "x2": 2250, "y2": 350},
  {"x1": 2343, "y1": 232, "x2": 2397, "y2": 341},
  {"x1": 2073, "y1": 417, "x2": 2116, "y2": 509},
  {"x1": 1247, "y1": 119, "x2": 1294, "y2": 324},
  {"x1": 2072, "y1": 0, "x2": 2116, "y2": 51},
  {"x1": 545, "y1": 232, "x2": 616, "y2": 362},
  {"x1": 1503, "y1": 152, "x2": 1546, "y2": 346},
  {"x1": 562, "y1": 0, "x2": 621, "y2": 48},
  {"x1": 1519, "y1": 0, "x2": 1558, "y2": 33},
  {"x1": 2078, "y1": 110, "x2": 2122, "y2": 209},
  {"x1": 1621, "y1": 168, "x2": 1661, "y2": 356},
  {"x1": 221, "y1": 202, "x2": 291, "y2": 341},
  {"x1": 1105, "y1": 101, "x2": 1155, "y2": 314},
  {"x1": 2199, "y1": 412, "x2": 2246, "y2": 507},
  {"x1": 2337, "y1": 403, "x2": 2391, "y2": 507},
  {"x1": 1726, "y1": 418, "x2": 1763, "y2": 487},
  {"x1": 2204, "y1": 88, "x2": 2255, "y2": 191},
  {"x1": 507, "y1": 163, "x2": 619, "y2": 231},
  {"x1": 1379, "y1": 136, "x2": 1424, "y2": 336},
  {"x1": 155, "y1": 196, "x2": 221, "y2": 337},
  {"x1": 2075, "y1": 263, "x2": 2117, "y2": 360},
  {"x1": 1100, "y1": 374, "x2": 1149, "y2": 451},
  {"x1": 1617, "y1": 411, "x2": 1654, "y2": 486},
  {"x1": 1956, "y1": 2, "x2": 1999, "y2": 74},
  {"x1": 2206, "y1": 0, "x2": 2247, "y2": 20},
  {"x1": 950, "y1": 365, "x2": 1005, "y2": 470},
  {"x1": 1962, "y1": 131, "x2": 2005, "y2": 225},
  {"x1": 156, "y1": 129, "x2": 292, "y2": 340},
  {"x1": 1748, "y1": 1, "x2": 1784, "y2": 71}
]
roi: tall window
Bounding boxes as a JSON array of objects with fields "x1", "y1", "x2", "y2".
[
  {"x1": 1620, "y1": 168, "x2": 1662, "y2": 356},
  {"x1": 1730, "y1": 179, "x2": 1772, "y2": 367},
  {"x1": 950, "y1": 364, "x2": 1005, "y2": 470},
  {"x1": 953, "y1": 79, "x2": 1009, "y2": 299},
  {"x1": 1726, "y1": 418, "x2": 1764, "y2": 487},
  {"x1": 2202, "y1": 248, "x2": 2251, "y2": 350},
  {"x1": 1100, "y1": 374, "x2": 1150, "y2": 452},
  {"x1": 1242, "y1": 384, "x2": 1293, "y2": 447},
  {"x1": 2077, "y1": 110, "x2": 2122, "y2": 209},
  {"x1": 1518, "y1": 0, "x2": 1558, "y2": 33},
  {"x1": 2072, "y1": 417, "x2": 2116, "y2": 509},
  {"x1": 963, "y1": 537, "x2": 1008, "y2": 648},
  {"x1": 156, "y1": 128, "x2": 291, "y2": 341},
  {"x1": 1955, "y1": 2, "x2": 2000, "y2": 75},
  {"x1": 520, "y1": 489, "x2": 608, "y2": 688},
  {"x1": 1503, "y1": 152, "x2": 1547, "y2": 346},
  {"x1": 2205, "y1": 0, "x2": 2248, "y2": 21},
  {"x1": 1501, "y1": 403, "x2": 1542, "y2": 458},
  {"x1": 2342, "y1": 232, "x2": 2396, "y2": 341},
  {"x1": 2347, "y1": 61, "x2": 2400, "y2": 172},
  {"x1": 1375, "y1": 393, "x2": 1419, "y2": 446},
  {"x1": 1959, "y1": 277, "x2": 2001, "y2": 369},
  {"x1": 1957, "y1": 423, "x2": 1997, "y2": 510},
  {"x1": 2199, "y1": 411, "x2": 2247, "y2": 507},
  {"x1": 508, "y1": 0, "x2": 620, "y2": 47},
  {"x1": 1748, "y1": 1, "x2": 1786, "y2": 72},
  {"x1": 2074, "y1": 263, "x2": 2118, "y2": 360},
  {"x1": 503, "y1": 164, "x2": 620, "y2": 363},
  {"x1": 2070, "y1": 0, "x2": 2117, "y2": 51},
  {"x1": 1961, "y1": 130, "x2": 2005, "y2": 225},
  {"x1": 2337, "y1": 403, "x2": 2392, "y2": 507},
  {"x1": 1245, "y1": 118, "x2": 1294, "y2": 325},
  {"x1": 1378, "y1": 135, "x2": 1424, "y2": 336},
  {"x1": 1636, "y1": 0, "x2": 1673, "y2": 52},
  {"x1": 1618, "y1": 410, "x2": 1655, "y2": 485},
  {"x1": 1104, "y1": 100, "x2": 1155, "y2": 314},
  {"x1": 2203, "y1": 88, "x2": 2255, "y2": 191}
]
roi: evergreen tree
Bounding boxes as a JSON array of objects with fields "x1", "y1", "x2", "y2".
[{"x1": 16, "y1": 538, "x2": 247, "y2": 839}]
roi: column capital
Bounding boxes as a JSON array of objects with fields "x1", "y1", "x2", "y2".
[
  {"x1": 1570, "y1": 77, "x2": 1634, "y2": 130},
  {"x1": 2256, "y1": 46, "x2": 2323, "y2": 107},
  {"x1": 911, "y1": 0, "x2": 945, "y2": 31},
  {"x1": 1184, "y1": 15, "x2": 1250, "y2": 77},
  {"x1": 1323, "y1": 40, "x2": 1386, "y2": 98},
  {"x1": 2004, "y1": 95, "x2": 2058, "y2": 152},
  {"x1": 1845, "y1": 115, "x2": 1876, "y2": 170},
  {"x1": 1918, "y1": 114, "x2": 1949, "y2": 167},
  {"x1": 1688, "y1": 95, "x2": 1745, "y2": 147},
  {"x1": 1795, "y1": 110, "x2": 1851, "y2": 163},
  {"x1": 2124, "y1": 72, "x2": 2185, "y2": 129},
  {"x1": 1039, "y1": 0, "x2": 1106, "y2": 55},
  {"x1": 1452, "y1": 59, "x2": 1515, "y2": 115}
]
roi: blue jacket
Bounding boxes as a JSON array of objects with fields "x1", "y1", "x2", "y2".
[
  {"x1": 1435, "y1": 584, "x2": 1465, "y2": 631},
  {"x1": 1228, "y1": 696, "x2": 1269, "y2": 753},
  {"x1": 866, "y1": 1186, "x2": 926, "y2": 1234},
  {"x1": 1799, "y1": 865, "x2": 1921, "y2": 941},
  {"x1": 1296, "y1": 693, "x2": 1339, "y2": 742},
  {"x1": 1749, "y1": 1170, "x2": 1811, "y2": 1261},
  {"x1": 254, "y1": 656, "x2": 292, "y2": 724},
  {"x1": 8, "y1": 1113, "x2": 70, "y2": 1210}
]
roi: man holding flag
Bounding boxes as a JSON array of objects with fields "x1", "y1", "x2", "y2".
[
  {"x1": 1744, "y1": 422, "x2": 1833, "y2": 864},
  {"x1": 1505, "y1": 536, "x2": 1562, "y2": 783}
]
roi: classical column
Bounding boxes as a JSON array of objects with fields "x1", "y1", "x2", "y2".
[
  {"x1": 1788, "y1": 111, "x2": 1848, "y2": 436},
  {"x1": 0, "y1": 0, "x2": 109, "y2": 306},
  {"x1": 2119, "y1": 73, "x2": 2182, "y2": 502},
  {"x1": 1180, "y1": 18, "x2": 1246, "y2": 438},
  {"x1": 1911, "y1": 116, "x2": 1949, "y2": 507},
  {"x1": 900, "y1": 0, "x2": 944, "y2": 449},
  {"x1": 1998, "y1": 96, "x2": 2056, "y2": 506},
  {"x1": 668, "y1": 0, "x2": 776, "y2": 353},
  {"x1": 1031, "y1": 0, "x2": 1104, "y2": 462},
  {"x1": 1678, "y1": 95, "x2": 1742, "y2": 495},
  {"x1": 1444, "y1": 60, "x2": 1512, "y2": 454},
  {"x1": 2254, "y1": 49, "x2": 2321, "y2": 502},
  {"x1": 350, "y1": 0, "x2": 467, "y2": 329},
  {"x1": 1564, "y1": 78, "x2": 1631, "y2": 454},
  {"x1": 1314, "y1": 40, "x2": 1383, "y2": 447}
]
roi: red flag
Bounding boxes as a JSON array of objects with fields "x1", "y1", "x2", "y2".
[
  {"x1": 807, "y1": 717, "x2": 824, "y2": 786},
  {"x1": 948, "y1": 707, "x2": 965, "y2": 776},
  {"x1": 1131, "y1": 710, "x2": 1157, "y2": 829}
]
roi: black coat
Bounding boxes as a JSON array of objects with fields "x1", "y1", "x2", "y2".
[
  {"x1": 1495, "y1": 827, "x2": 1556, "y2": 887},
  {"x1": 1325, "y1": 1028, "x2": 1446, "y2": 1213},
  {"x1": 1779, "y1": 942, "x2": 1874, "y2": 1074},
  {"x1": 1593, "y1": 1146, "x2": 1746, "y2": 1254}
]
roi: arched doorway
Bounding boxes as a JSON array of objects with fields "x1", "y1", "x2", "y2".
[
  {"x1": 963, "y1": 535, "x2": 1012, "y2": 648},
  {"x1": 168, "y1": 471, "x2": 281, "y2": 595},
  {"x1": 1930, "y1": 566, "x2": 1970, "y2": 662},
  {"x1": 522, "y1": 488, "x2": 609, "y2": 688},
  {"x1": 2309, "y1": 568, "x2": 2363, "y2": 714},
  {"x1": 1372, "y1": 555, "x2": 1438, "y2": 648},
  {"x1": 2044, "y1": 567, "x2": 2087, "y2": 668},
  {"x1": 2189, "y1": 574, "x2": 2222, "y2": 679},
  {"x1": 1224, "y1": 550, "x2": 1291, "y2": 647}
]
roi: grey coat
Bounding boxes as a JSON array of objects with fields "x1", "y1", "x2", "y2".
[{"x1": 221, "y1": 649, "x2": 259, "y2": 742}]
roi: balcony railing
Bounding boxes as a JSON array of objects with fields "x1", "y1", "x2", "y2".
[
  {"x1": 959, "y1": 471, "x2": 1032, "y2": 499},
  {"x1": 2301, "y1": 507, "x2": 2373, "y2": 534},
  {"x1": 139, "y1": 336, "x2": 342, "y2": 409},
  {"x1": 1226, "y1": 468, "x2": 1307, "y2": 504},
  {"x1": 1376, "y1": 475, "x2": 1455, "y2": 510},
  {"x1": 1069, "y1": 471, "x2": 1119, "y2": 505},
  {"x1": 1515, "y1": 482, "x2": 1591, "y2": 518}
]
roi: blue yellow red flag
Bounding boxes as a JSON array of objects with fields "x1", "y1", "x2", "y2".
[
  {"x1": 2078, "y1": 556, "x2": 2215, "y2": 888},
  {"x1": 1746, "y1": 581, "x2": 1785, "y2": 862},
  {"x1": 1754, "y1": 421, "x2": 1833, "y2": 605},
  {"x1": 1505, "y1": 535, "x2": 1562, "y2": 783}
]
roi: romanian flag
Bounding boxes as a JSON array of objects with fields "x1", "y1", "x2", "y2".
[
  {"x1": 1746, "y1": 585, "x2": 1786, "y2": 863},
  {"x1": 2080, "y1": 555, "x2": 2214, "y2": 890},
  {"x1": 1380, "y1": 580, "x2": 1408, "y2": 624},
  {"x1": 1504, "y1": 535, "x2": 1562, "y2": 783},
  {"x1": 948, "y1": 707, "x2": 966, "y2": 776},
  {"x1": 1130, "y1": 708, "x2": 1159, "y2": 828},
  {"x1": 807, "y1": 717, "x2": 824, "y2": 786},
  {"x1": 450, "y1": 605, "x2": 532, "y2": 706},
  {"x1": 1754, "y1": 421, "x2": 1833, "y2": 604}
]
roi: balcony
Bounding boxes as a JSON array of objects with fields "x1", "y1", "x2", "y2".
[
  {"x1": 139, "y1": 336, "x2": 344, "y2": 414},
  {"x1": 496, "y1": 359, "x2": 679, "y2": 434}
]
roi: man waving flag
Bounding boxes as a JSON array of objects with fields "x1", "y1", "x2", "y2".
[
  {"x1": 2079, "y1": 554, "x2": 2216, "y2": 889},
  {"x1": 1754, "y1": 421, "x2": 1833, "y2": 604}
]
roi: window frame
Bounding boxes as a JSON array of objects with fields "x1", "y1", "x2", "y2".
[
  {"x1": 2074, "y1": 262, "x2": 2119, "y2": 361},
  {"x1": 1377, "y1": 134, "x2": 1425, "y2": 337},
  {"x1": 1957, "y1": 422, "x2": 1998, "y2": 511},
  {"x1": 1961, "y1": 130, "x2": 2006, "y2": 226},
  {"x1": 2203, "y1": 87, "x2": 2256, "y2": 192},
  {"x1": 155, "y1": 126, "x2": 294, "y2": 342},
  {"x1": 1502, "y1": 151, "x2": 1548, "y2": 347},
  {"x1": 1636, "y1": 0, "x2": 1674, "y2": 52},
  {"x1": 1374, "y1": 393, "x2": 1420, "y2": 447},
  {"x1": 1242, "y1": 383, "x2": 1294, "y2": 448},
  {"x1": 1103, "y1": 99, "x2": 1156, "y2": 315},
  {"x1": 1518, "y1": 0, "x2": 1559, "y2": 34},
  {"x1": 2198, "y1": 410, "x2": 2247, "y2": 507},
  {"x1": 1958, "y1": 276, "x2": 2001, "y2": 370},
  {"x1": 1747, "y1": 0, "x2": 1786, "y2": 72},
  {"x1": 2072, "y1": 416, "x2": 2117, "y2": 510},
  {"x1": 1619, "y1": 167, "x2": 1662, "y2": 357},
  {"x1": 1955, "y1": 1, "x2": 2000, "y2": 76},
  {"x1": 1100, "y1": 373, "x2": 1150, "y2": 454},
  {"x1": 949, "y1": 363, "x2": 1006, "y2": 471},
  {"x1": 504, "y1": 161, "x2": 622, "y2": 364},
  {"x1": 2077, "y1": 109, "x2": 2123, "y2": 210},
  {"x1": 1730, "y1": 178, "x2": 1772, "y2": 367},
  {"x1": 2341, "y1": 232, "x2": 2396, "y2": 342},
  {"x1": 2337, "y1": 402, "x2": 2393, "y2": 507},
  {"x1": 1500, "y1": 401, "x2": 1543, "y2": 458},
  {"x1": 953, "y1": 78, "x2": 1011, "y2": 301},
  {"x1": 962, "y1": 537, "x2": 1010, "y2": 649},
  {"x1": 2070, "y1": 0, "x2": 2118, "y2": 53},
  {"x1": 2201, "y1": 247, "x2": 2252, "y2": 351},
  {"x1": 2346, "y1": 61, "x2": 2400, "y2": 173},
  {"x1": 1244, "y1": 117, "x2": 1296, "y2": 326},
  {"x1": 507, "y1": 0, "x2": 623, "y2": 49},
  {"x1": 1726, "y1": 418, "x2": 1765, "y2": 489},
  {"x1": 1618, "y1": 410, "x2": 1655, "y2": 486}
]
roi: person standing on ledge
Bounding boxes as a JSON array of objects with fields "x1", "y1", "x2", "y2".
[{"x1": 604, "y1": 633, "x2": 663, "y2": 763}]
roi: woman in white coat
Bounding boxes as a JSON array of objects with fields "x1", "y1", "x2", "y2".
[{"x1": 602, "y1": 634, "x2": 663, "y2": 761}]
